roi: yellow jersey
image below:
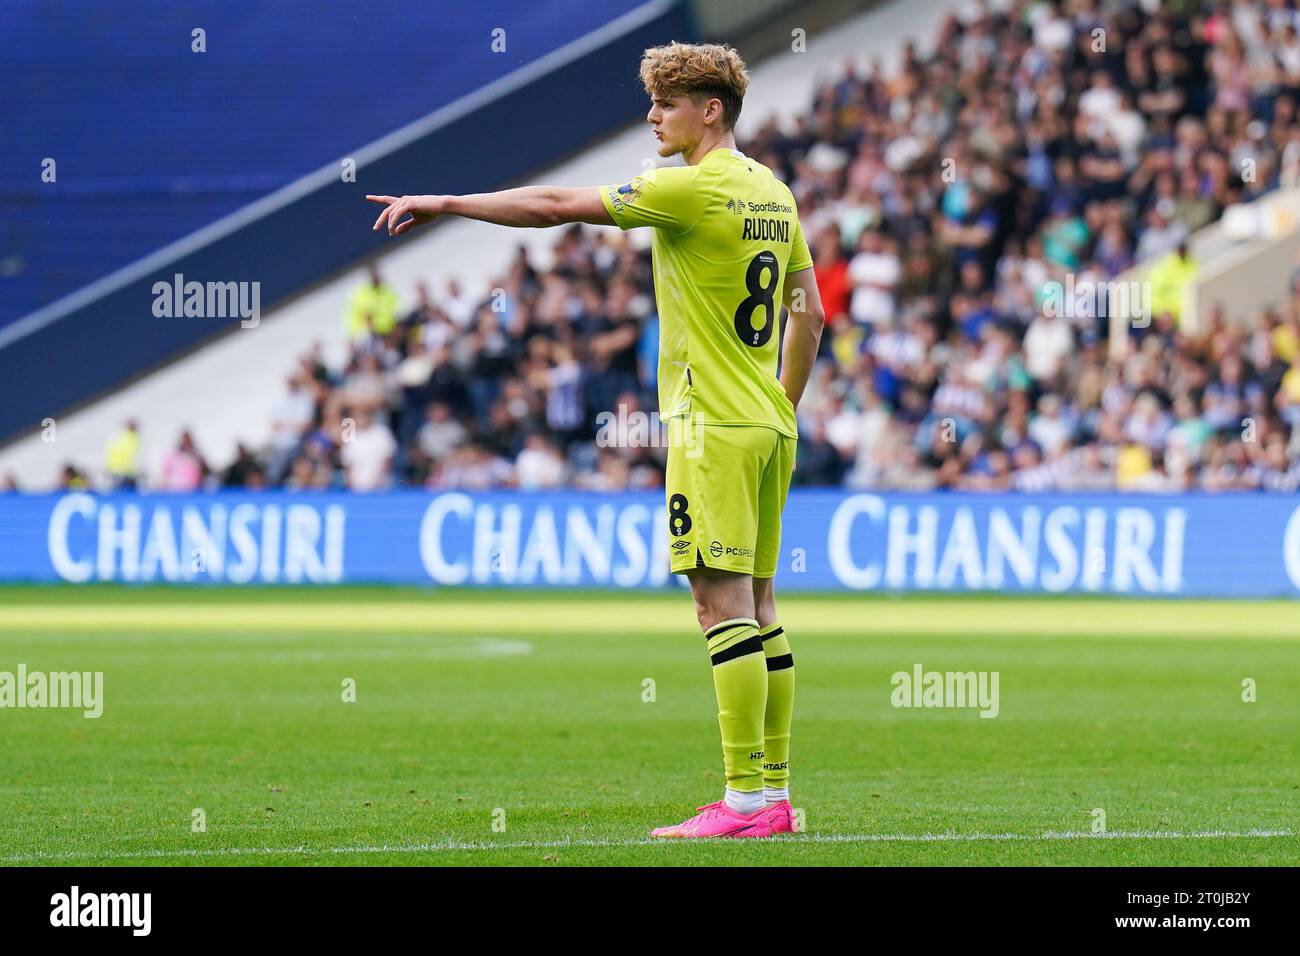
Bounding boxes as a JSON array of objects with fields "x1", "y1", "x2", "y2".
[{"x1": 601, "y1": 147, "x2": 812, "y2": 438}]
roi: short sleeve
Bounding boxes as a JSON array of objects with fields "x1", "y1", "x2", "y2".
[
  {"x1": 600, "y1": 166, "x2": 704, "y2": 233},
  {"x1": 788, "y1": 212, "x2": 813, "y2": 273}
]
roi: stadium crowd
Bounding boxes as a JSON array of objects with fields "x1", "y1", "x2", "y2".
[{"x1": 18, "y1": 0, "x2": 1300, "y2": 495}]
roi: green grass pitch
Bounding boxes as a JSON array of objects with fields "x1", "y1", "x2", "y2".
[{"x1": 0, "y1": 585, "x2": 1296, "y2": 866}]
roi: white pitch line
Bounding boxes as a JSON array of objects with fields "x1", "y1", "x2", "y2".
[{"x1": 1, "y1": 829, "x2": 1291, "y2": 864}]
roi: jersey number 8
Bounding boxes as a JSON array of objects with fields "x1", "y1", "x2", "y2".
[{"x1": 733, "y1": 250, "x2": 780, "y2": 348}]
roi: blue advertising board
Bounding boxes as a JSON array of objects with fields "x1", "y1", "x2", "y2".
[
  {"x1": 2, "y1": 494, "x2": 1300, "y2": 598},
  {"x1": 1, "y1": 491, "x2": 1298, "y2": 597}
]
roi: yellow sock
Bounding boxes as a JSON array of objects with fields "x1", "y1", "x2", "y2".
[
  {"x1": 704, "y1": 617, "x2": 767, "y2": 794},
  {"x1": 759, "y1": 622, "x2": 794, "y2": 795}
]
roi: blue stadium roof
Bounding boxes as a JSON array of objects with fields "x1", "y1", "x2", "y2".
[{"x1": 0, "y1": 0, "x2": 650, "y2": 328}]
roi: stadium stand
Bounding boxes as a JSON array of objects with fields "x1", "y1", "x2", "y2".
[
  {"x1": 5, "y1": 0, "x2": 1300, "y2": 495},
  {"x1": 0, "y1": 0, "x2": 689, "y2": 448}
]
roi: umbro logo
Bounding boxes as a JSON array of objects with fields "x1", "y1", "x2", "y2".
[{"x1": 671, "y1": 540, "x2": 692, "y2": 553}]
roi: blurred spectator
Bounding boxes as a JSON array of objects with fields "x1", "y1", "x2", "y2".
[
  {"x1": 344, "y1": 266, "x2": 400, "y2": 342},
  {"x1": 222, "y1": 444, "x2": 265, "y2": 489},
  {"x1": 847, "y1": 229, "x2": 900, "y2": 328},
  {"x1": 417, "y1": 401, "x2": 468, "y2": 463},
  {"x1": 434, "y1": 443, "x2": 514, "y2": 490},
  {"x1": 59, "y1": 464, "x2": 90, "y2": 491},
  {"x1": 266, "y1": 372, "x2": 318, "y2": 482},
  {"x1": 158, "y1": 430, "x2": 207, "y2": 491},
  {"x1": 515, "y1": 434, "x2": 568, "y2": 490},
  {"x1": 340, "y1": 408, "x2": 396, "y2": 491},
  {"x1": 813, "y1": 226, "x2": 851, "y2": 327},
  {"x1": 105, "y1": 419, "x2": 141, "y2": 490},
  {"x1": 1147, "y1": 242, "x2": 1199, "y2": 327}
]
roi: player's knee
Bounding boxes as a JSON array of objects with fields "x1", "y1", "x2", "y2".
[
  {"x1": 693, "y1": 596, "x2": 746, "y2": 633},
  {"x1": 688, "y1": 569, "x2": 754, "y2": 632}
]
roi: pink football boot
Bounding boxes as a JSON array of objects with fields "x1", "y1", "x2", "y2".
[
  {"x1": 650, "y1": 800, "x2": 776, "y2": 839},
  {"x1": 763, "y1": 800, "x2": 796, "y2": 834}
]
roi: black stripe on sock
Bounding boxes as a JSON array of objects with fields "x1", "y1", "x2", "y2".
[
  {"x1": 704, "y1": 620, "x2": 752, "y2": 642},
  {"x1": 760, "y1": 626, "x2": 785, "y2": 642},
  {"x1": 765, "y1": 653, "x2": 794, "y2": 672},
  {"x1": 710, "y1": 634, "x2": 764, "y2": 666}
]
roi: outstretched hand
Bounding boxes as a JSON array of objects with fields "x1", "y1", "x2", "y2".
[{"x1": 367, "y1": 194, "x2": 441, "y2": 236}]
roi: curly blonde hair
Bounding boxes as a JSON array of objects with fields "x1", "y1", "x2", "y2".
[{"x1": 638, "y1": 42, "x2": 750, "y2": 130}]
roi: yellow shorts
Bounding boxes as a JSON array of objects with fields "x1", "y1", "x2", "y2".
[{"x1": 664, "y1": 421, "x2": 796, "y2": 578}]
